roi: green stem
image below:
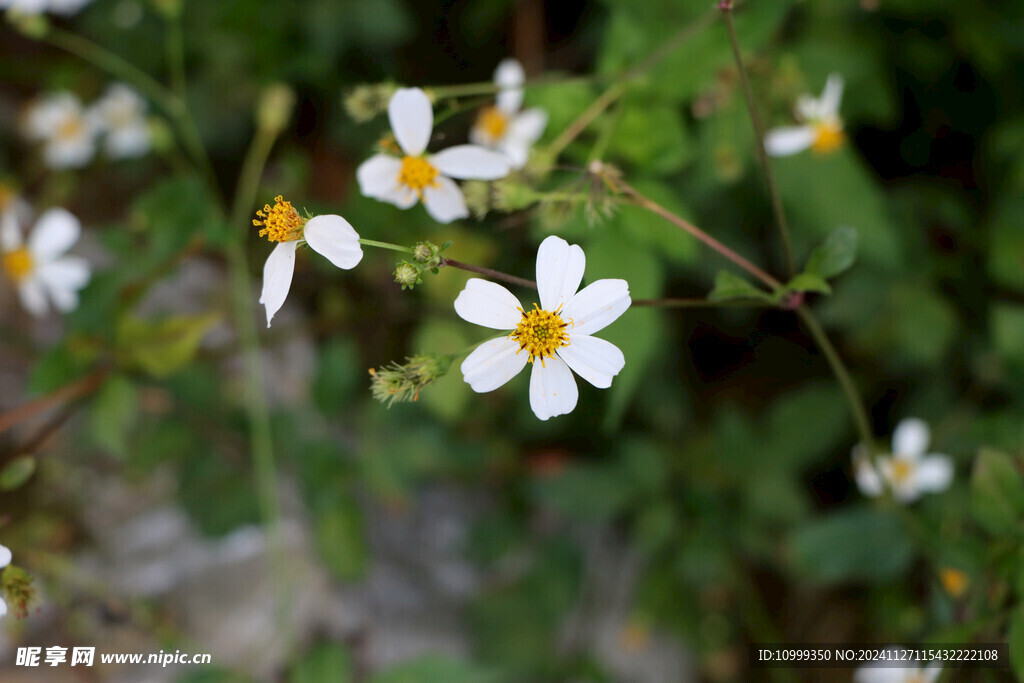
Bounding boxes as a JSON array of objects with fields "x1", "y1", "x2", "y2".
[
  {"x1": 358, "y1": 238, "x2": 414, "y2": 254},
  {"x1": 720, "y1": 4, "x2": 795, "y2": 275},
  {"x1": 165, "y1": 13, "x2": 187, "y2": 104},
  {"x1": 547, "y1": 84, "x2": 626, "y2": 158},
  {"x1": 794, "y1": 305, "x2": 874, "y2": 447}
]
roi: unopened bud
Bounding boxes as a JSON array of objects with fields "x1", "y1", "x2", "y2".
[
  {"x1": 257, "y1": 83, "x2": 295, "y2": 134},
  {"x1": 343, "y1": 83, "x2": 397, "y2": 123},
  {"x1": 149, "y1": 0, "x2": 182, "y2": 19},
  {"x1": 147, "y1": 116, "x2": 174, "y2": 154},
  {"x1": 394, "y1": 262, "x2": 420, "y2": 289},
  {"x1": 6, "y1": 10, "x2": 49, "y2": 39}
]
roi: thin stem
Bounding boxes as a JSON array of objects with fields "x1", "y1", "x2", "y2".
[
  {"x1": 612, "y1": 177, "x2": 783, "y2": 290},
  {"x1": 794, "y1": 305, "x2": 874, "y2": 447},
  {"x1": 440, "y1": 258, "x2": 537, "y2": 290},
  {"x1": 0, "y1": 367, "x2": 109, "y2": 435},
  {"x1": 720, "y1": 4, "x2": 795, "y2": 275},
  {"x1": 547, "y1": 83, "x2": 625, "y2": 158},
  {"x1": 165, "y1": 13, "x2": 187, "y2": 104},
  {"x1": 358, "y1": 238, "x2": 413, "y2": 254}
]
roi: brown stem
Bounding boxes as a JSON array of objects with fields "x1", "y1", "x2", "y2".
[
  {"x1": 611, "y1": 177, "x2": 783, "y2": 290},
  {"x1": 0, "y1": 367, "x2": 110, "y2": 435},
  {"x1": 440, "y1": 258, "x2": 538, "y2": 290}
]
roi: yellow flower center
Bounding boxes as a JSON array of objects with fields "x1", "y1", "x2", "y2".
[
  {"x1": 811, "y1": 121, "x2": 844, "y2": 154},
  {"x1": 939, "y1": 568, "x2": 968, "y2": 598},
  {"x1": 56, "y1": 116, "x2": 85, "y2": 142},
  {"x1": 890, "y1": 458, "x2": 915, "y2": 485},
  {"x1": 477, "y1": 106, "x2": 508, "y2": 141},
  {"x1": 253, "y1": 195, "x2": 305, "y2": 243},
  {"x1": 398, "y1": 156, "x2": 440, "y2": 196},
  {"x1": 2, "y1": 248, "x2": 34, "y2": 283},
  {"x1": 510, "y1": 303, "x2": 571, "y2": 365}
]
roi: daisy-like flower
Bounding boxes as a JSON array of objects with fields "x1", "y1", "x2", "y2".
[
  {"x1": 853, "y1": 648, "x2": 942, "y2": 683},
  {"x1": 454, "y1": 235, "x2": 630, "y2": 420},
  {"x1": 89, "y1": 84, "x2": 150, "y2": 159},
  {"x1": 1, "y1": 207, "x2": 90, "y2": 316},
  {"x1": 764, "y1": 73, "x2": 845, "y2": 157},
  {"x1": 469, "y1": 58, "x2": 548, "y2": 169},
  {"x1": 851, "y1": 418, "x2": 954, "y2": 503},
  {"x1": 24, "y1": 92, "x2": 97, "y2": 169},
  {"x1": 356, "y1": 87, "x2": 512, "y2": 223},
  {"x1": 0, "y1": 543, "x2": 10, "y2": 618},
  {"x1": 254, "y1": 195, "x2": 363, "y2": 327}
]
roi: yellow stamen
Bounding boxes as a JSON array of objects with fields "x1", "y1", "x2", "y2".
[
  {"x1": 890, "y1": 459, "x2": 914, "y2": 485},
  {"x1": 477, "y1": 106, "x2": 508, "y2": 141},
  {"x1": 940, "y1": 568, "x2": 968, "y2": 598},
  {"x1": 56, "y1": 116, "x2": 85, "y2": 142},
  {"x1": 2, "y1": 248, "x2": 34, "y2": 283},
  {"x1": 510, "y1": 303, "x2": 571, "y2": 366},
  {"x1": 398, "y1": 156, "x2": 440, "y2": 196},
  {"x1": 252, "y1": 195, "x2": 305, "y2": 243},
  {"x1": 811, "y1": 121, "x2": 844, "y2": 154}
]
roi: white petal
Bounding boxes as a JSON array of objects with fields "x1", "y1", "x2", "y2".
[
  {"x1": 461, "y1": 336, "x2": 528, "y2": 393},
  {"x1": 303, "y1": 214, "x2": 363, "y2": 270},
  {"x1": 529, "y1": 356, "x2": 578, "y2": 421},
  {"x1": 18, "y1": 278, "x2": 48, "y2": 317},
  {"x1": 260, "y1": 241, "x2": 297, "y2": 327},
  {"x1": 509, "y1": 108, "x2": 547, "y2": 144},
  {"x1": 851, "y1": 445, "x2": 883, "y2": 497},
  {"x1": 535, "y1": 235, "x2": 585, "y2": 312},
  {"x1": 892, "y1": 418, "x2": 930, "y2": 457},
  {"x1": 764, "y1": 126, "x2": 815, "y2": 157},
  {"x1": 430, "y1": 145, "x2": 511, "y2": 180},
  {"x1": 819, "y1": 73, "x2": 845, "y2": 118},
  {"x1": 494, "y1": 58, "x2": 525, "y2": 114},
  {"x1": 36, "y1": 257, "x2": 90, "y2": 312},
  {"x1": 562, "y1": 278, "x2": 631, "y2": 336},
  {"x1": 556, "y1": 334, "x2": 624, "y2": 389},
  {"x1": 913, "y1": 455, "x2": 953, "y2": 493},
  {"x1": 356, "y1": 154, "x2": 403, "y2": 200},
  {"x1": 454, "y1": 278, "x2": 523, "y2": 330},
  {"x1": 498, "y1": 138, "x2": 530, "y2": 169},
  {"x1": 0, "y1": 597, "x2": 6, "y2": 618},
  {"x1": 0, "y1": 544, "x2": 11, "y2": 568},
  {"x1": 0, "y1": 210, "x2": 23, "y2": 251},
  {"x1": 422, "y1": 176, "x2": 469, "y2": 223},
  {"x1": 29, "y1": 208, "x2": 80, "y2": 261},
  {"x1": 388, "y1": 87, "x2": 433, "y2": 156}
]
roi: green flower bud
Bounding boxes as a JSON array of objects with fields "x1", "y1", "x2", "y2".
[
  {"x1": 343, "y1": 84, "x2": 397, "y2": 123},
  {"x1": 6, "y1": 11, "x2": 49, "y2": 39},
  {"x1": 394, "y1": 262, "x2": 420, "y2": 290},
  {"x1": 257, "y1": 83, "x2": 295, "y2": 134}
]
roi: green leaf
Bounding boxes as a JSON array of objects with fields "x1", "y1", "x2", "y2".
[
  {"x1": 789, "y1": 506, "x2": 913, "y2": 584},
  {"x1": 89, "y1": 374, "x2": 139, "y2": 458},
  {"x1": 290, "y1": 643, "x2": 353, "y2": 683},
  {"x1": 315, "y1": 497, "x2": 368, "y2": 581},
  {"x1": 369, "y1": 656, "x2": 503, "y2": 683},
  {"x1": 1010, "y1": 607, "x2": 1024, "y2": 681},
  {"x1": 785, "y1": 273, "x2": 832, "y2": 295},
  {"x1": 116, "y1": 313, "x2": 219, "y2": 378},
  {"x1": 707, "y1": 270, "x2": 776, "y2": 302},
  {"x1": 0, "y1": 456, "x2": 36, "y2": 491},
  {"x1": 608, "y1": 101, "x2": 692, "y2": 175},
  {"x1": 970, "y1": 448, "x2": 1024, "y2": 536},
  {"x1": 805, "y1": 226, "x2": 858, "y2": 279}
]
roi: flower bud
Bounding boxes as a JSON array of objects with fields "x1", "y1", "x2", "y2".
[
  {"x1": 6, "y1": 11, "x2": 49, "y2": 39},
  {"x1": 257, "y1": 83, "x2": 295, "y2": 134},
  {"x1": 394, "y1": 262, "x2": 420, "y2": 290},
  {"x1": 149, "y1": 0, "x2": 183, "y2": 19},
  {"x1": 343, "y1": 84, "x2": 397, "y2": 123},
  {"x1": 369, "y1": 354, "x2": 452, "y2": 406}
]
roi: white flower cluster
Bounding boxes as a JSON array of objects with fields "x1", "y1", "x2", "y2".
[
  {"x1": 25, "y1": 84, "x2": 151, "y2": 169},
  {"x1": 853, "y1": 418, "x2": 953, "y2": 503}
]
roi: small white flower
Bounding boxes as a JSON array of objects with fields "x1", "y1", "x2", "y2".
[
  {"x1": 469, "y1": 58, "x2": 548, "y2": 169},
  {"x1": 0, "y1": 0, "x2": 92, "y2": 13},
  {"x1": 1, "y1": 207, "x2": 91, "y2": 317},
  {"x1": 454, "y1": 235, "x2": 630, "y2": 420},
  {"x1": 764, "y1": 73, "x2": 845, "y2": 157},
  {"x1": 24, "y1": 92, "x2": 98, "y2": 169},
  {"x1": 852, "y1": 418, "x2": 954, "y2": 503},
  {"x1": 89, "y1": 84, "x2": 151, "y2": 159},
  {"x1": 0, "y1": 543, "x2": 10, "y2": 618},
  {"x1": 253, "y1": 196, "x2": 363, "y2": 327},
  {"x1": 356, "y1": 87, "x2": 512, "y2": 223},
  {"x1": 853, "y1": 647, "x2": 942, "y2": 683}
]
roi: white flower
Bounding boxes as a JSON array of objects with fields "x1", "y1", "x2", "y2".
[
  {"x1": 0, "y1": 0, "x2": 91, "y2": 13},
  {"x1": 454, "y1": 235, "x2": 630, "y2": 420},
  {"x1": 469, "y1": 58, "x2": 548, "y2": 169},
  {"x1": 253, "y1": 196, "x2": 363, "y2": 327},
  {"x1": 0, "y1": 543, "x2": 10, "y2": 618},
  {"x1": 356, "y1": 87, "x2": 512, "y2": 223},
  {"x1": 1, "y1": 207, "x2": 91, "y2": 317},
  {"x1": 853, "y1": 647, "x2": 942, "y2": 683},
  {"x1": 764, "y1": 73, "x2": 845, "y2": 157},
  {"x1": 89, "y1": 84, "x2": 151, "y2": 159},
  {"x1": 852, "y1": 418, "x2": 954, "y2": 503},
  {"x1": 24, "y1": 92, "x2": 98, "y2": 169}
]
